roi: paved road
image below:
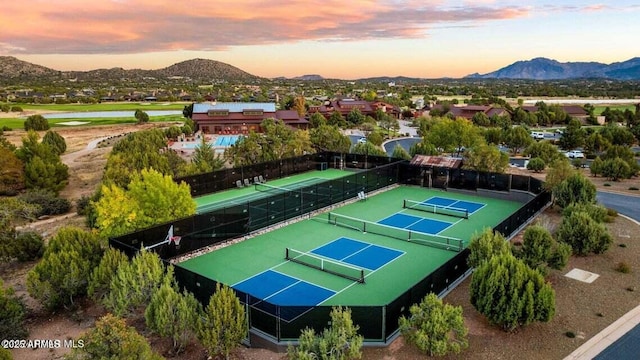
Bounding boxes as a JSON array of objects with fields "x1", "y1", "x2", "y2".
[{"x1": 596, "y1": 191, "x2": 640, "y2": 221}]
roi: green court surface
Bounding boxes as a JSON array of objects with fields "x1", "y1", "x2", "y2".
[
  {"x1": 193, "y1": 169, "x2": 351, "y2": 213},
  {"x1": 179, "y1": 186, "x2": 522, "y2": 306}
]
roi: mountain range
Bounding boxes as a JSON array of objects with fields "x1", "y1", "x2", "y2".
[
  {"x1": 465, "y1": 57, "x2": 640, "y2": 80},
  {"x1": 2, "y1": 56, "x2": 640, "y2": 82},
  {"x1": 0, "y1": 56, "x2": 259, "y2": 83}
]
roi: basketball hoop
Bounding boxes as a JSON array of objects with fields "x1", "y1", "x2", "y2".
[{"x1": 170, "y1": 236, "x2": 181, "y2": 246}]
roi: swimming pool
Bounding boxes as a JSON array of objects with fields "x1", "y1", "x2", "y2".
[
  {"x1": 213, "y1": 135, "x2": 241, "y2": 147},
  {"x1": 180, "y1": 136, "x2": 241, "y2": 149}
]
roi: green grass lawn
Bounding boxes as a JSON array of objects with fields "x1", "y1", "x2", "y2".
[
  {"x1": 0, "y1": 114, "x2": 185, "y2": 130},
  {"x1": 594, "y1": 105, "x2": 636, "y2": 115},
  {"x1": 3, "y1": 102, "x2": 187, "y2": 112}
]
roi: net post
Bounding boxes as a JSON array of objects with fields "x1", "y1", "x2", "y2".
[{"x1": 285, "y1": 248, "x2": 289, "y2": 260}]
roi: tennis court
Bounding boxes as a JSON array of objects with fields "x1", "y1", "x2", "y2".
[
  {"x1": 179, "y1": 186, "x2": 522, "y2": 307},
  {"x1": 194, "y1": 169, "x2": 351, "y2": 214}
]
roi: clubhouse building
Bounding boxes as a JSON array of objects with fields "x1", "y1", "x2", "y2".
[{"x1": 192, "y1": 102, "x2": 308, "y2": 134}]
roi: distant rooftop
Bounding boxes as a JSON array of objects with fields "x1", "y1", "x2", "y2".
[{"x1": 193, "y1": 102, "x2": 276, "y2": 113}]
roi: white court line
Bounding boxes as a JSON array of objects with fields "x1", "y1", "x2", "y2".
[{"x1": 321, "y1": 250, "x2": 406, "y2": 303}]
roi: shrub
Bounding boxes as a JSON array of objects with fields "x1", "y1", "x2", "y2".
[
  {"x1": 23, "y1": 114, "x2": 50, "y2": 131},
  {"x1": 590, "y1": 156, "x2": 603, "y2": 177},
  {"x1": 467, "y1": 228, "x2": 510, "y2": 268},
  {"x1": 562, "y1": 203, "x2": 608, "y2": 223},
  {"x1": 606, "y1": 208, "x2": 618, "y2": 217},
  {"x1": 288, "y1": 306, "x2": 363, "y2": 360},
  {"x1": 27, "y1": 227, "x2": 104, "y2": 310},
  {"x1": 42, "y1": 130, "x2": 67, "y2": 155},
  {"x1": 67, "y1": 314, "x2": 162, "y2": 360},
  {"x1": 0, "y1": 278, "x2": 28, "y2": 340},
  {"x1": 470, "y1": 254, "x2": 555, "y2": 332},
  {"x1": 553, "y1": 173, "x2": 596, "y2": 208},
  {"x1": 602, "y1": 157, "x2": 632, "y2": 180},
  {"x1": 556, "y1": 211, "x2": 613, "y2": 255},
  {"x1": 10, "y1": 106, "x2": 23, "y2": 112},
  {"x1": 565, "y1": 331, "x2": 576, "y2": 338},
  {"x1": 604, "y1": 183, "x2": 611, "y2": 186},
  {"x1": 548, "y1": 242, "x2": 572, "y2": 270},
  {"x1": 629, "y1": 186, "x2": 639, "y2": 191},
  {"x1": 18, "y1": 189, "x2": 71, "y2": 217},
  {"x1": 1, "y1": 126, "x2": 10, "y2": 131},
  {"x1": 399, "y1": 293, "x2": 468, "y2": 356},
  {"x1": 0, "y1": 104, "x2": 9, "y2": 113},
  {"x1": 199, "y1": 283, "x2": 247, "y2": 360},
  {"x1": 527, "y1": 157, "x2": 546, "y2": 172},
  {"x1": 12, "y1": 231, "x2": 45, "y2": 262},
  {"x1": 615, "y1": 262, "x2": 631, "y2": 274}
]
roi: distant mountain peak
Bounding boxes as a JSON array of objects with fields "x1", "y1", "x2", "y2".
[
  {"x1": 292, "y1": 74, "x2": 325, "y2": 80},
  {"x1": 465, "y1": 57, "x2": 640, "y2": 80},
  {"x1": 0, "y1": 57, "x2": 260, "y2": 83}
]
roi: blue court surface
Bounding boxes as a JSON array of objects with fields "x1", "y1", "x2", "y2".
[
  {"x1": 233, "y1": 270, "x2": 335, "y2": 306},
  {"x1": 231, "y1": 238, "x2": 404, "y2": 320},
  {"x1": 311, "y1": 237, "x2": 404, "y2": 271},
  {"x1": 422, "y1": 196, "x2": 485, "y2": 215},
  {"x1": 378, "y1": 213, "x2": 453, "y2": 235}
]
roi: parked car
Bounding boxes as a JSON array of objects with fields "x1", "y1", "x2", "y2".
[
  {"x1": 565, "y1": 150, "x2": 585, "y2": 158},
  {"x1": 357, "y1": 137, "x2": 367, "y2": 144},
  {"x1": 531, "y1": 132, "x2": 545, "y2": 140}
]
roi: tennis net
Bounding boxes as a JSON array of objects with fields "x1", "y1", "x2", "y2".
[
  {"x1": 285, "y1": 248, "x2": 365, "y2": 283},
  {"x1": 255, "y1": 183, "x2": 294, "y2": 195},
  {"x1": 403, "y1": 199, "x2": 469, "y2": 219},
  {"x1": 327, "y1": 212, "x2": 464, "y2": 252}
]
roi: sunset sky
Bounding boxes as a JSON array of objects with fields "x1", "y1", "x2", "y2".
[{"x1": 1, "y1": 1, "x2": 639, "y2": 79}]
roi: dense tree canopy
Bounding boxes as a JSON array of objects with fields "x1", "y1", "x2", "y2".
[
  {"x1": 225, "y1": 119, "x2": 314, "y2": 166},
  {"x1": 94, "y1": 168, "x2": 196, "y2": 238},
  {"x1": 309, "y1": 124, "x2": 351, "y2": 153}
]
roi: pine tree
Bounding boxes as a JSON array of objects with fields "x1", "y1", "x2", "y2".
[
  {"x1": 467, "y1": 228, "x2": 511, "y2": 268},
  {"x1": 470, "y1": 254, "x2": 555, "y2": 332},
  {"x1": 26, "y1": 227, "x2": 103, "y2": 310},
  {"x1": 288, "y1": 306, "x2": 363, "y2": 360},
  {"x1": 145, "y1": 279, "x2": 201, "y2": 354},
  {"x1": 88, "y1": 247, "x2": 128, "y2": 302},
  {"x1": 399, "y1": 293, "x2": 468, "y2": 356},
  {"x1": 198, "y1": 283, "x2": 246, "y2": 360},
  {"x1": 67, "y1": 314, "x2": 163, "y2": 360},
  {"x1": 103, "y1": 248, "x2": 166, "y2": 317}
]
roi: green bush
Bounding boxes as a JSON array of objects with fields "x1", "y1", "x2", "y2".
[
  {"x1": 1, "y1": 126, "x2": 10, "y2": 131},
  {"x1": 23, "y1": 114, "x2": 50, "y2": 131},
  {"x1": 13, "y1": 231, "x2": 45, "y2": 262},
  {"x1": 629, "y1": 187, "x2": 639, "y2": 191},
  {"x1": 602, "y1": 157, "x2": 632, "y2": 181},
  {"x1": 0, "y1": 278, "x2": 28, "y2": 340},
  {"x1": 18, "y1": 189, "x2": 71, "y2": 217},
  {"x1": 556, "y1": 211, "x2": 613, "y2": 255},
  {"x1": 42, "y1": 130, "x2": 67, "y2": 155},
  {"x1": 553, "y1": 173, "x2": 596, "y2": 208},
  {"x1": 399, "y1": 293, "x2": 468, "y2": 356},
  {"x1": 526, "y1": 157, "x2": 546, "y2": 172},
  {"x1": 470, "y1": 254, "x2": 555, "y2": 332},
  {"x1": 562, "y1": 203, "x2": 608, "y2": 223},
  {"x1": 10, "y1": 106, "x2": 23, "y2": 112}
]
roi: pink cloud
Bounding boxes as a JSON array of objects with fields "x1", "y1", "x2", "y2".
[{"x1": 0, "y1": 0, "x2": 531, "y2": 55}]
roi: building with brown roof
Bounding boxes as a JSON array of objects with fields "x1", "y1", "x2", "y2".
[
  {"x1": 308, "y1": 98, "x2": 401, "y2": 119},
  {"x1": 191, "y1": 102, "x2": 308, "y2": 134}
]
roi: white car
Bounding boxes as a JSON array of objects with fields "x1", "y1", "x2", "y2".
[
  {"x1": 530, "y1": 132, "x2": 545, "y2": 140},
  {"x1": 357, "y1": 137, "x2": 367, "y2": 144},
  {"x1": 565, "y1": 150, "x2": 584, "y2": 159}
]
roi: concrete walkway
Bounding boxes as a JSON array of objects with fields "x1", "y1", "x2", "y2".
[{"x1": 564, "y1": 304, "x2": 640, "y2": 360}]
